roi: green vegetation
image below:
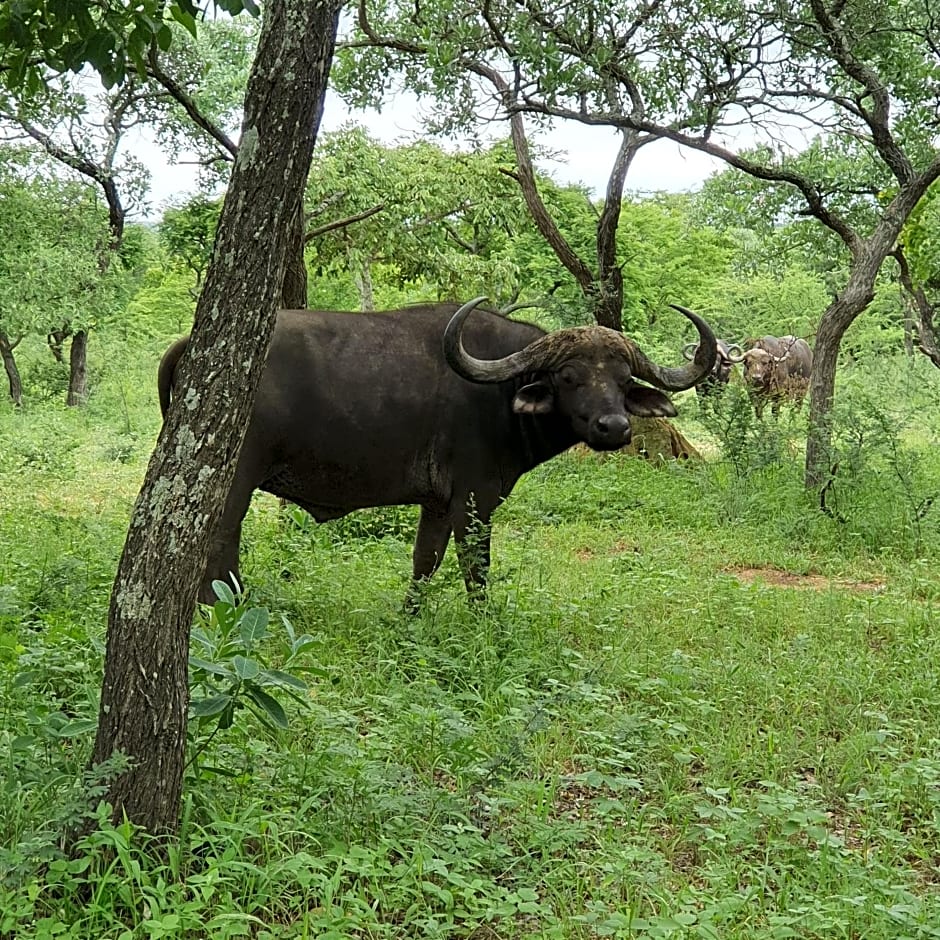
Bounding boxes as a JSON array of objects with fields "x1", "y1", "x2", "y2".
[{"x1": 3, "y1": 300, "x2": 940, "y2": 936}]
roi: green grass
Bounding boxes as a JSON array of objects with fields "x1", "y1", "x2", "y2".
[{"x1": 3, "y1": 339, "x2": 940, "y2": 938}]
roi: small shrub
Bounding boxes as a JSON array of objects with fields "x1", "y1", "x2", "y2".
[{"x1": 187, "y1": 581, "x2": 317, "y2": 778}]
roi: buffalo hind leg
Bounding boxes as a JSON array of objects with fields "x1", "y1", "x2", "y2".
[
  {"x1": 201, "y1": 473, "x2": 257, "y2": 605},
  {"x1": 202, "y1": 521, "x2": 243, "y2": 605},
  {"x1": 405, "y1": 507, "x2": 452, "y2": 612}
]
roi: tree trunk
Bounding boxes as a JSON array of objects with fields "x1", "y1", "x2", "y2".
[
  {"x1": 591, "y1": 129, "x2": 643, "y2": 332},
  {"x1": 804, "y1": 281, "x2": 877, "y2": 490},
  {"x1": 354, "y1": 254, "x2": 376, "y2": 311},
  {"x1": 0, "y1": 332, "x2": 23, "y2": 406},
  {"x1": 66, "y1": 330, "x2": 88, "y2": 406},
  {"x1": 893, "y1": 246, "x2": 940, "y2": 366},
  {"x1": 88, "y1": 0, "x2": 342, "y2": 836},
  {"x1": 802, "y1": 181, "x2": 935, "y2": 491},
  {"x1": 903, "y1": 311, "x2": 915, "y2": 358},
  {"x1": 48, "y1": 326, "x2": 69, "y2": 363},
  {"x1": 281, "y1": 199, "x2": 309, "y2": 309}
]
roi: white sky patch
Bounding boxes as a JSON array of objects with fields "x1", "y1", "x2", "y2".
[{"x1": 129, "y1": 87, "x2": 725, "y2": 221}]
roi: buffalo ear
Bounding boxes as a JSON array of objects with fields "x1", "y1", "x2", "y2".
[
  {"x1": 513, "y1": 381, "x2": 555, "y2": 415},
  {"x1": 625, "y1": 384, "x2": 678, "y2": 418}
]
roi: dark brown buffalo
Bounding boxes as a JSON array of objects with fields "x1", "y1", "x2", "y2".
[
  {"x1": 731, "y1": 335, "x2": 813, "y2": 417},
  {"x1": 158, "y1": 298, "x2": 717, "y2": 606},
  {"x1": 682, "y1": 338, "x2": 743, "y2": 400}
]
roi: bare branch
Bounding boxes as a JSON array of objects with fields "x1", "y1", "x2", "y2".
[
  {"x1": 147, "y1": 43, "x2": 238, "y2": 161},
  {"x1": 304, "y1": 202, "x2": 385, "y2": 241},
  {"x1": 893, "y1": 245, "x2": 940, "y2": 367}
]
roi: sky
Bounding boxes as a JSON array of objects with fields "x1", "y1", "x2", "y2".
[{"x1": 135, "y1": 88, "x2": 725, "y2": 221}]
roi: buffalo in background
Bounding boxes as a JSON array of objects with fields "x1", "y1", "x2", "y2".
[
  {"x1": 159, "y1": 298, "x2": 718, "y2": 608},
  {"x1": 731, "y1": 335, "x2": 813, "y2": 418},
  {"x1": 682, "y1": 338, "x2": 744, "y2": 401}
]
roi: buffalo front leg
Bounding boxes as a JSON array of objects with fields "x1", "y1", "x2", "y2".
[
  {"x1": 453, "y1": 506, "x2": 492, "y2": 602},
  {"x1": 405, "y1": 507, "x2": 452, "y2": 612}
]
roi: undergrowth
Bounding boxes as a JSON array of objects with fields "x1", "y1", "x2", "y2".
[{"x1": 2, "y1": 346, "x2": 940, "y2": 937}]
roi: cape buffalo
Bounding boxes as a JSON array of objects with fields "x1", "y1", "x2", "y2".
[
  {"x1": 682, "y1": 338, "x2": 743, "y2": 400},
  {"x1": 158, "y1": 298, "x2": 717, "y2": 606},
  {"x1": 731, "y1": 335, "x2": 813, "y2": 417}
]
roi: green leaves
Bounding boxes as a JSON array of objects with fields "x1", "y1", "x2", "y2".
[
  {"x1": 0, "y1": 146, "x2": 124, "y2": 356},
  {"x1": 305, "y1": 127, "x2": 554, "y2": 310},
  {"x1": 0, "y1": 0, "x2": 260, "y2": 92},
  {"x1": 187, "y1": 581, "x2": 314, "y2": 771}
]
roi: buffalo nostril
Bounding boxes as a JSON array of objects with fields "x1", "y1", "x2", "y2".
[{"x1": 596, "y1": 414, "x2": 630, "y2": 438}]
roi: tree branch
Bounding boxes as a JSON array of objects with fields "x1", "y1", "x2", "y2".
[
  {"x1": 147, "y1": 43, "x2": 238, "y2": 161},
  {"x1": 893, "y1": 245, "x2": 940, "y2": 367},
  {"x1": 512, "y1": 94, "x2": 863, "y2": 254},
  {"x1": 304, "y1": 202, "x2": 385, "y2": 241},
  {"x1": 807, "y1": 0, "x2": 914, "y2": 185}
]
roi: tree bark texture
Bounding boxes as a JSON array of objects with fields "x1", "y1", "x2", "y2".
[
  {"x1": 0, "y1": 332, "x2": 23, "y2": 406},
  {"x1": 66, "y1": 330, "x2": 88, "y2": 406},
  {"x1": 281, "y1": 199, "x2": 309, "y2": 309},
  {"x1": 89, "y1": 0, "x2": 342, "y2": 835},
  {"x1": 590, "y1": 130, "x2": 643, "y2": 332},
  {"x1": 353, "y1": 254, "x2": 376, "y2": 311}
]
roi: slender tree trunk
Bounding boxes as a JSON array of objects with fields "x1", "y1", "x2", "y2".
[
  {"x1": 88, "y1": 0, "x2": 342, "y2": 836},
  {"x1": 0, "y1": 332, "x2": 23, "y2": 406},
  {"x1": 893, "y1": 246, "x2": 940, "y2": 367},
  {"x1": 803, "y1": 174, "x2": 940, "y2": 490},
  {"x1": 592, "y1": 129, "x2": 642, "y2": 331},
  {"x1": 903, "y1": 311, "x2": 915, "y2": 358},
  {"x1": 48, "y1": 326, "x2": 69, "y2": 363},
  {"x1": 66, "y1": 330, "x2": 88, "y2": 406},
  {"x1": 353, "y1": 254, "x2": 376, "y2": 311},
  {"x1": 804, "y1": 279, "x2": 877, "y2": 490}
]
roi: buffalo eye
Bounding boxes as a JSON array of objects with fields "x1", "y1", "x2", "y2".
[{"x1": 557, "y1": 365, "x2": 581, "y2": 387}]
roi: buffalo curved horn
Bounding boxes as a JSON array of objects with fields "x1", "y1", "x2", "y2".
[
  {"x1": 629, "y1": 304, "x2": 718, "y2": 392},
  {"x1": 442, "y1": 296, "x2": 538, "y2": 382},
  {"x1": 444, "y1": 296, "x2": 599, "y2": 383},
  {"x1": 726, "y1": 343, "x2": 743, "y2": 359},
  {"x1": 682, "y1": 342, "x2": 698, "y2": 361}
]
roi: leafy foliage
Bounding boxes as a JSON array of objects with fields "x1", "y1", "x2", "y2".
[
  {"x1": 0, "y1": 147, "x2": 126, "y2": 347},
  {"x1": 305, "y1": 128, "x2": 527, "y2": 308},
  {"x1": 160, "y1": 195, "x2": 221, "y2": 299},
  {"x1": 901, "y1": 180, "x2": 940, "y2": 296},
  {"x1": 0, "y1": 0, "x2": 259, "y2": 91},
  {"x1": 188, "y1": 580, "x2": 314, "y2": 761}
]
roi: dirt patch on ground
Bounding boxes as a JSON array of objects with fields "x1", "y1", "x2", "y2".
[
  {"x1": 575, "y1": 540, "x2": 641, "y2": 561},
  {"x1": 727, "y1": 565, "x2": 886, "y2": 593}
]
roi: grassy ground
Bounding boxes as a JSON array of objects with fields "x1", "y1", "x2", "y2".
[{"x1": 2, "y1": 337, "x2": 940, "y2": 938}]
